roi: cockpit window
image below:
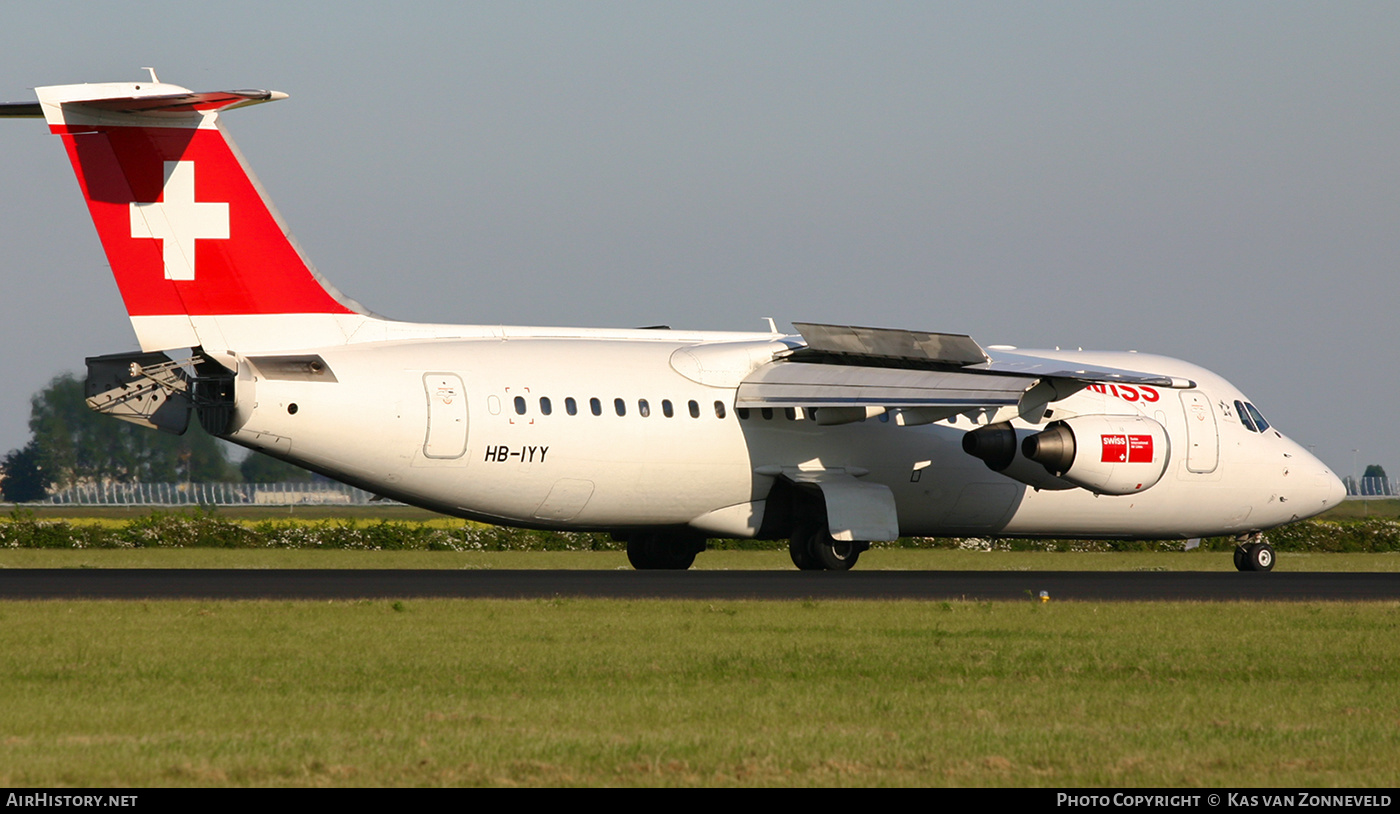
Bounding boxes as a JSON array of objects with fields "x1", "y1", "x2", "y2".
[
  {"x1": 1235, "y1": 400, "x2": 1257, "y2": 432},
  {"x1": 1244, "y1": 402, "x2": 1270, "y2": 432},
  {"x1": 1234, "y1": 399, "x2": 1272, "y2": 433}
]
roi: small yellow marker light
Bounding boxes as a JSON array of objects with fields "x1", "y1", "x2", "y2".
[{"x1": 1039, "y1": 591, "x2": 1050, "y2": 603}]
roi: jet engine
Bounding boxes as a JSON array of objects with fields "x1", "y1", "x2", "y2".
[
  {"x1": 1020, "y1": 415, "x2": 1170, "y2": 495},
  {"x1": 962, "y1": 422, "x2": 1078, "y2": 491}
]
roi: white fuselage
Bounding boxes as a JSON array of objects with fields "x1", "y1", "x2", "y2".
[{"x1": 224, "y1": 327, "x2": 1344, "y2": 540}]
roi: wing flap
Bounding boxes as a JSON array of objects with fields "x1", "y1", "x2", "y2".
[{"x1": 736, "y1": 362, "x2": 1028, "y2": 408}]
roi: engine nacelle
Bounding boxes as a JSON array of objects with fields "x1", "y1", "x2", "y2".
[
  {"x1": 961, "y1": 422, "x2": 1078, "y2": 491},
  {"x1": 1021, "y1": 415, "x2": 1170, "y2": 496}
]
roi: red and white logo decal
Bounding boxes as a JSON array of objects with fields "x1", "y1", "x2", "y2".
[
  {"x1": 1101, "y1": 434, "x2": 1154, "y2": 463},
  {"x1": 129, "y1": 161, "x2": 229, "y2": 281},
  {"x1": 55, "y1": 125, "x2": 356, "y2": 317}
]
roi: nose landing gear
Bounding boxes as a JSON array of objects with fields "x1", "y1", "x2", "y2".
[{"x1": 1233, "y1": 534, "x2": 1275, "y2": 572}]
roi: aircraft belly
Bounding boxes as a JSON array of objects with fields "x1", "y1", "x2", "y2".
[{"x1": 991, "y1": 469, "x2": 1262, "y2": 539}]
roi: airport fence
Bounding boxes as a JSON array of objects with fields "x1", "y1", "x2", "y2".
[
  {"x1": 41, "y1": 481, "x2": 393, "y2": 506},
  {"x1": 1346, "y1": 477, "x2": 1397, "y2": 498}
]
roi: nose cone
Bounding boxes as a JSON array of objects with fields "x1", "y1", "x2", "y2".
[
  {"x1": 1321, "y1": 467, "x2": 1347, "y2": 509},
  {"x1": 1295, "y1": 445, "x2": 1346, "y2": 519}
]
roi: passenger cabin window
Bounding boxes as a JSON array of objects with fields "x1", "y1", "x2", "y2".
[
  {"x1": 761, "y1": 408, "x2": 773, "y2": 420},
  {"x1": 736, "y1": 408, "x2": 750, "y2": 420},
  {"x1": 539, "y1": 397, "x2": 552, "y2": 416},
  {"x1": 590, "y1": 397, "x2": 602, "y2": 416},
  {"x1": 689, "y1": 400, "x2": 700, "y2": 418},
  {"x1": 614, "y1": 398, "x2": 626, "y2": 417},
  {"x1": 513, "y1": 396, "x2": 526, "y2": 415},
  {"x1": 662, "y1": 400, "x2": 674, "y2": 418},
  {"x1": 638, "y1": 399, "x2": 650, "y2": 418},
  {"x1": 714, "y1": 400, "x2": 727, "y2": 419},
  {"x1": 565, "y1": 397, "x2": 578, "y2": 416}
]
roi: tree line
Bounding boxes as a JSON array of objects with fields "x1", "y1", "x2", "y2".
[{"x1": 1, "y1": 373, "x2": 314, "y2": 502}]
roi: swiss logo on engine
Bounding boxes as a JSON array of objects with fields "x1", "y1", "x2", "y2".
[{"x1": 1100, "y1": 434, "x2": 1154, "y2": 464}]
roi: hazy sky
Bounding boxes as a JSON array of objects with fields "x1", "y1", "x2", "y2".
[{"x1": 1, "y1": 2, "x2": 1396, "y2": 479}]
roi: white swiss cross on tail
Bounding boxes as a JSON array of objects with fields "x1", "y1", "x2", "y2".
[{"x1": 129, "y1": 160, "x2": 229, "y2": 281}]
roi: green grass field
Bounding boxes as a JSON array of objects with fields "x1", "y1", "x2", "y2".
[
  {"x1": 1320, "y1": 498, "x2": 1400, "y2": 520},
  {"x1": 2, "y1": 506, "x2": 1397, "y2": 787},
  {"x1": 0, "y1": 597, "x2": 1396, "y2": 787}
]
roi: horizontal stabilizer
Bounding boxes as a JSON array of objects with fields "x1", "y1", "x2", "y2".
[
  {"x1": 73, "y1": 89, "x2": 286, "y2": 114},
  {"x1": 0, "y1": 102, "x2": 42, "y2": 118}
]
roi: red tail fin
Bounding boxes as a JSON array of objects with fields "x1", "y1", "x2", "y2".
[{"x1": 33, "y1": 80, "x2": 365, "y2": 352}]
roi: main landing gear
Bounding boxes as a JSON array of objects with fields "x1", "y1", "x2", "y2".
[
  {"x1": 789, "y1": 523, "x2": 868, "y2": 571},
  {"x1": 1233, "y1": 533, "x2": 1275, "y2": 572},
  {"x1": 626, "y1": 533, "x2": 703, "y2": 570}
]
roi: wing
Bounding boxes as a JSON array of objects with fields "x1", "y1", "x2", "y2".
[{"x1": 736, "y1": 322, "x2": 1195, "y2": 424}]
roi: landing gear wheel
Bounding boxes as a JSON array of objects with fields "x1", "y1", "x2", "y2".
[
  {"x1": 1247, "y1": 542, "x2": 1275, "y2": 572},
  {"x1": 1233, "y1": 541, "x2": 1275, "y2": 572},
  {"x1": 662, "y1": 544, "x2": 698, "y2": 570},
  {"x1": 789, "y1": 525, "x2": 823, "y2": 571},
  {"x1": 626, "y1": 535, "x2": 656, "y2": 569},
  {"x1": 627, "y1": 534, "x2": 698, "y2": 570},
  {"x1": 811, "y1": 524, "x2": 861, "y2": 571}
]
